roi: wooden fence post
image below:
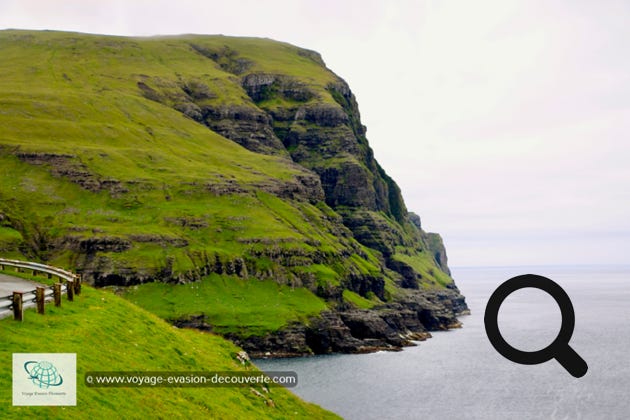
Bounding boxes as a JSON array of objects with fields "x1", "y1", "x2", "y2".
[
  {"x1": 36, "y1": 287, "x2": 45, "y2": 315},
  {"x1": 74, "y1": 275, "x2": 82, "y2": 295},
  {"x1": 53, "y1": 283, "x2": 62, "y2": 307},
  {"x1": 67, "y1": 280, "x2": 74, "y2": 301},
  {"x1": 12, "y1": 292, "x2": 23, "y2": 321}
]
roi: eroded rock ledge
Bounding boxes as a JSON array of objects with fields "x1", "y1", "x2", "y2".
[{"x1": 175, "y1": 287, "x2": 470, "y2": 358}]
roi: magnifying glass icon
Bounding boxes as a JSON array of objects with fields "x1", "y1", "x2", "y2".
[{"x1": 484, "y1": 274, "x2": 588, "y2": 378}]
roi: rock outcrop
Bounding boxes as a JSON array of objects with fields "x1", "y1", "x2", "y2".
[
  {"x1": 423, "y1": 232, "x2": 452, "y2": 276},
  {"x1": 227, "y1": 287, "x2": 469, "y2": 358}
]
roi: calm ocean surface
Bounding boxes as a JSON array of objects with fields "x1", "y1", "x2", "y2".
[{"x1": 255, "y1": 266, "x2": 630, "y2": 419}]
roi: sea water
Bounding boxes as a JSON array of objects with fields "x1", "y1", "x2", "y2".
[{"x1": 255, "y1": 266, "x2": 630, "y2": 419}]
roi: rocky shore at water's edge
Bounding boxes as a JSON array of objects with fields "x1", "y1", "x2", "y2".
[{"x1": 175, "y1": 286, "x2": 470, "y2": 358}]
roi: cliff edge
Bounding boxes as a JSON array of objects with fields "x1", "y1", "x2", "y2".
[{"x1": 0, "y1": 30, "x2": 468, "y2": 355}]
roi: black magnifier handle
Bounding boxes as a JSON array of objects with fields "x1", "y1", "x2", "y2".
[{"x1": 555, "y1": 345, "x2": 588, "y2": 378}]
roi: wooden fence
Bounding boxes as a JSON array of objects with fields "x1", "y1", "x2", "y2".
[{"x1": 0, "y1": 258, "x2": 81, "y2": 321}]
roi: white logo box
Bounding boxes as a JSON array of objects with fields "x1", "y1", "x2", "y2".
[{"x1": 13, "y1": 353, "x2": 77, "y2": 406}]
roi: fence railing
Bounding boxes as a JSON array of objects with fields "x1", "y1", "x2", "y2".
[{"x1": 0, "y1": 258, "x2": 81, "y2": 321}]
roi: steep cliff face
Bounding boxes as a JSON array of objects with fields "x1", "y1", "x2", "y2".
[
  {"x1": 238, "y1": 74, "x2": 407, "y2": 224},
  {"x1": 0, "y1": 30, "x2": 467, "y2": 356},
  {"x1": 233, "y1": 64, "x2": 458, "y2": 297},
  {"x1": 155, "y1": 39, "x2": 452, "y2": 279}
]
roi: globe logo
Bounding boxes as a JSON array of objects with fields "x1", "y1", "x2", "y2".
[{"x1": 24, "y1": 361, "x2": 64, "y2": 389}]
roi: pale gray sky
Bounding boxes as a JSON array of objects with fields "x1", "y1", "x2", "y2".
[{"x1": 1, "y1": 0, "x2": 629, "y2": 266}]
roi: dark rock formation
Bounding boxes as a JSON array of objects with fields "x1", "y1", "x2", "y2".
[
  {"x1": 200, "y1": 105, "x2": 288, "y2": 155},
  {"x1": 227, "y1": 287, "x2": 468, "y2": 358},
  {"x1": 386, "y1": 258, "x2": 421, "y2": 289},
  {"x1": 423, "y1": 232, "x2": 452, "y2": 276},
  {"x1": 408, "y1": 212, "x2": 422, "y2": 230},
  {"x1": 242, "y1": 73, "x2": 316, "y2": 103}
]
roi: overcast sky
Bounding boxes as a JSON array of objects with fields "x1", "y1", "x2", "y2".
[{"x1": 1, "y1": 0, "x2": 629, "y2": 267}]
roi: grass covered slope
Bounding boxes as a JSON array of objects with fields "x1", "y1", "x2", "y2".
[
  {"x1": 0, "y1": 286, "x2": 338, "y2": 419},
  {"x1": 124, "y1": 273, "x2": 329, "y2": 337},
  {"x1": 0, "y1": 29, "x2": 384, "y2": 285},
  {"x1": 0, "y1": 29, "x2": 466, "y2": 349}
]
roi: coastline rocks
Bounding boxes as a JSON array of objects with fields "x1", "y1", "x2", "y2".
[{"x1": 226, "y1": 288, "x2": 467, "y2": 358}]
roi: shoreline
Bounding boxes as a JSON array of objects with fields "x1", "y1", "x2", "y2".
[
  {"x1": 248, "y1": 316, "x2": 467, "y2": 359},
  {"x1": 225, "y1": 291, "x2": 470, "y2": 359}
]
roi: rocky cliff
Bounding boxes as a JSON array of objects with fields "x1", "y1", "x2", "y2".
[{"x1": 0, "y1": 30, "x2": 467, "y2": 356}]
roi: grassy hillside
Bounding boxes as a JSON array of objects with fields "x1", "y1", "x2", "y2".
[
  {"x1": 0, "y1": 29, "x2": 463, "y2": 347},
  {"x1": 0, "y1": 285, "x2": 338, "y2": 419},
  {"x1": 0, "y1": 30, "x2": 386, "y2": 285},
  {"x1": 123, "y1": 273, "x2": 329, "y2": 337}
]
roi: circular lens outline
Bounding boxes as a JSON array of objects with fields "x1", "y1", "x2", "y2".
[{"x1": 484, "y1": 274, "x2": 575, "y2": 365}]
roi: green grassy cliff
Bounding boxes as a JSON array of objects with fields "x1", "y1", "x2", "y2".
[{"x1": 0, "y1": 30, "x2": 467, "y2": 355}]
